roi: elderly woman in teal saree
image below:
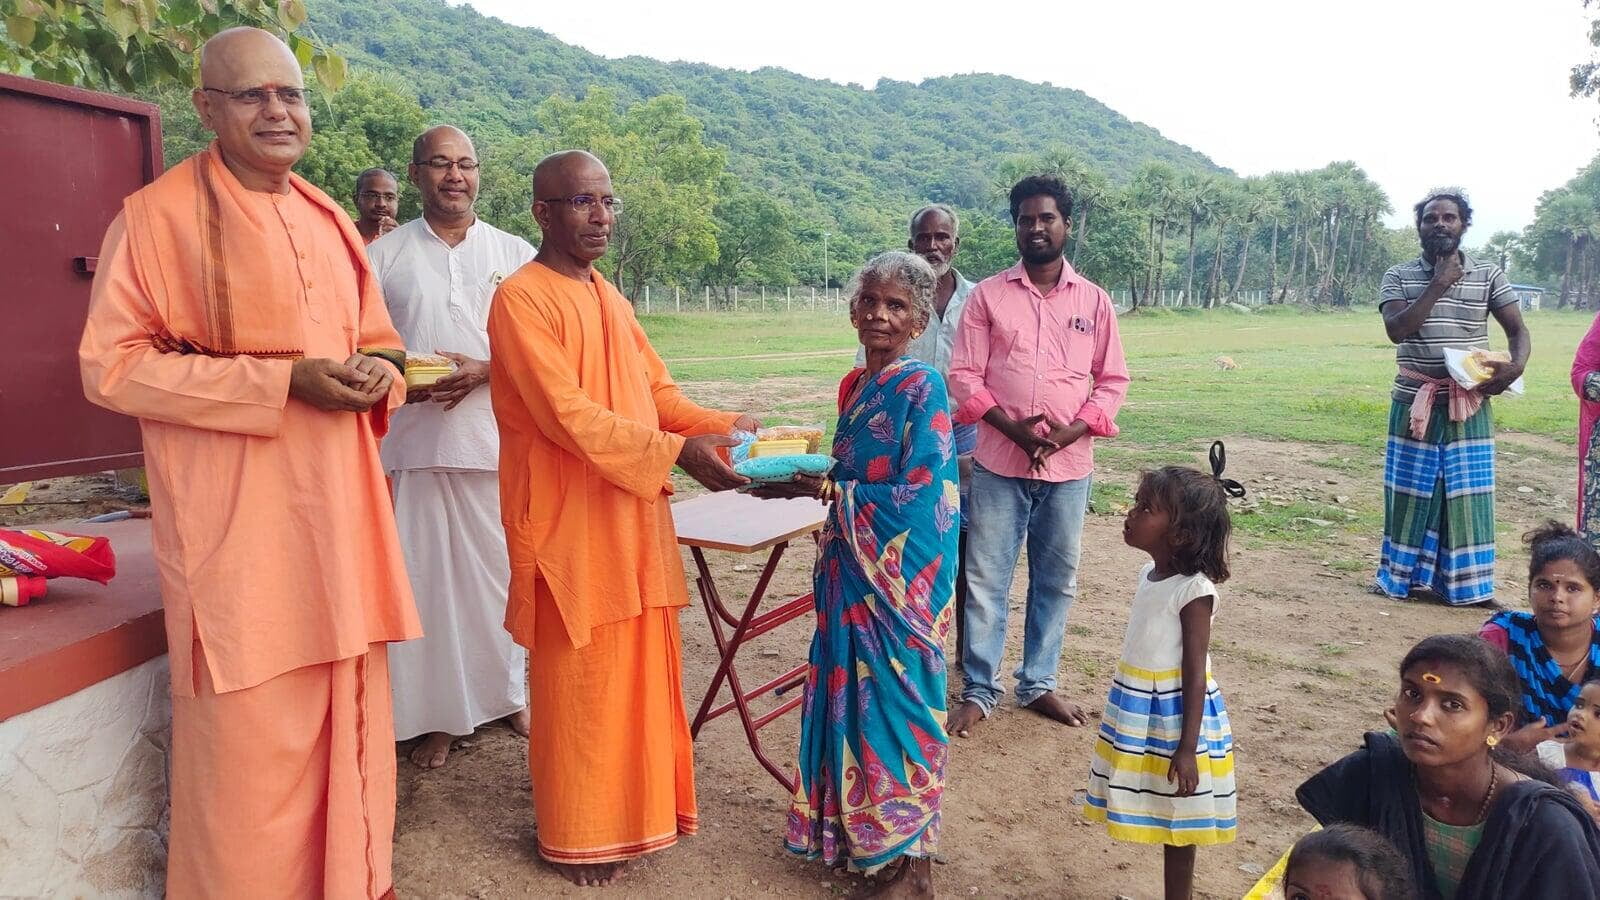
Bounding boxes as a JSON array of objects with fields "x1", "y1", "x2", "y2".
[{"x1": 753, "y1": 251, "x2": 960, "y2": 897}]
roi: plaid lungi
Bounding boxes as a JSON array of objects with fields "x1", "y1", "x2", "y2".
[{"x1": 1376, "y1": 399, "x2": 1497, "y2": 605}]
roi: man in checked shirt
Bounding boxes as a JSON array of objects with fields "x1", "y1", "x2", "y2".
[{"x1": 947, "y1": 174, "x2": 1130, "y2": 738}]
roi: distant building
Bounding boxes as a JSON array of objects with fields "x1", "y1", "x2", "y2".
[{"x1": 1510, "y1": 284, "x2": 1544, "y2": 311}]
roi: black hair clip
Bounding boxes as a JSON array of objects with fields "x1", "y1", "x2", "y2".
[{"x1": 1209, "y1": 441, "x2": 1246, "y2": 499}]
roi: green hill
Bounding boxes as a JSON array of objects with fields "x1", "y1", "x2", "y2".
[{"x1": 308, "y1": 0, "x2": 1224, "y2": 238}]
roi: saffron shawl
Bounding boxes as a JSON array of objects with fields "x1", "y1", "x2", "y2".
[{"x1": 122, "y1": 141, "x2": 400, "y2": 369}]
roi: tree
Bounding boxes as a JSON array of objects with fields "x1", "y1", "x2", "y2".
[
  {"x1": 0, "y1": 0, "x2": 346, "y2": 93},
  {"x1": 536, "y1": 89, "x2": 725, "y2": 299},
  {"x1": 1478, "y1": 231, "x2": 1523, "y2": 274},
  {"x1": 1230, "y1": 177, "x2": 1274, "y2": 300},
  {"x1": 1076, "y1": 192, "x2": 1150, "y2": 306},
  {"x1": 700, "y1": 183, "x2": 797, "y2": 295},
  {"x1": 1175, "y1": 171, "x2": 1218, "y2": 306},
  {"x1": 1130, "y1": 162, "x2": 1178, "y2": 305}
]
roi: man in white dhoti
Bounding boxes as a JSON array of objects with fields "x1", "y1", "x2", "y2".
[{"x1": 371, "y1": 125, "x2": 537, "y2": 768}]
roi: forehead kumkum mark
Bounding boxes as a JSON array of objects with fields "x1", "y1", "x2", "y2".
[{"x1": 1422, "y1": 672, "x2": 1442, "y2": 684}]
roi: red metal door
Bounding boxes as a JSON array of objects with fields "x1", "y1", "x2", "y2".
[{"x1": 0, "y1": 75, "x2": 161, "y2": 482}]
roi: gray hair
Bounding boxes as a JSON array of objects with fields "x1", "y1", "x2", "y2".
[
  {"x1": 846, "y1": 251, "x2": 937, "y2": 332},
  {"x1": 909, "y1": 203, "x2": 960, "y2": 237}
]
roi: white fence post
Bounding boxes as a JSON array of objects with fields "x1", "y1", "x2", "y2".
[
  {"x1": 675, "y1": 285, "x2": 681, "y2": 312},
  {"x1": 811, "y1": 286, "x2": 816, "y2": 309},
  {"x1": 705, "y1": 285, "x2": 710, "y2": 311},
  {"x1": 644, "y1": 284, "x2": 650, "y2": 313},
  {"x1": 786, "y1": 286, "x2": 791, "y2": 311},
  {"x1": 733, "y1": 286, "x2": 739, "y2": 311},
  {"x1": 761, "y1": 285, "x2": 766, "y2": 310}
]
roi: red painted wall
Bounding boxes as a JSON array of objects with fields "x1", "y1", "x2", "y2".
[{"x1": 0, "y1": 74, "x2": 162, "y2": 481}]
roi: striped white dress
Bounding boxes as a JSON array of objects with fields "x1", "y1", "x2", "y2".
[{"x1": 1083, "y1": 563, "x2": 1236, "y2": 846}]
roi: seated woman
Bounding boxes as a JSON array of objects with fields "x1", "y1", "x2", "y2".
[
  {"x1": 753, "y1": 251, "x2": 959, "y2": 898},
  {"x1": 1298, "y1": 634, "x2": 1600, "y2": 899},
  {"x1": 1479, "y1": 522, "x2": 1600, "y2": 752}
]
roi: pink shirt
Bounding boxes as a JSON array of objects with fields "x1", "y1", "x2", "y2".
[{"x1": 948, "y1": 259, "x2": 1129, "y2": 482}]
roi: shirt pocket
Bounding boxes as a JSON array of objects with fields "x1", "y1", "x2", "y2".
[{"x1": 1050, "y1": 310, "x2": 1096, "y2": 375}]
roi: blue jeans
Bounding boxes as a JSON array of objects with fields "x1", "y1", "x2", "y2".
[{"x1": 960, "y1": 464, "x2": 1090, "y2": 713}]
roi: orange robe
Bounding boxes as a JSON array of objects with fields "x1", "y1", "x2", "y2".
[
  {"x1": 79, "y1": 144, "x2": 420, "y2": 899},
  {"x1": 488, "y1": 261, "x2": 736, "y2": 864}
]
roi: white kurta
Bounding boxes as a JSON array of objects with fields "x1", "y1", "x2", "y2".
[{"x1": 369, "y1": 216, "x2": 536, "y2": 738}]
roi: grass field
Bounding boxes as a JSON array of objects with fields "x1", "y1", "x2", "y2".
[
  {"x1": 646, "y1": 305, "x2": 1592, "y2": 451},
  {"x1": 644, "y1": 305, "x2": 1595, "y2": 551}
]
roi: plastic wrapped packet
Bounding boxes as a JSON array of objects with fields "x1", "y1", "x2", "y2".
[
  {"x1": 0, "y1": 528, "x2": 116, "y2": 583},
  {"x1": 404, "y1": 353, "x2": 455, "y2": 389},
  {"x1": 728, "y1": 430, "x2": 759, "y2": 466},
  {"x1": 1442, "y1": 348, "x2": 1524, "y2": 395},
  {"x1": 734, "y1": 454, "x2": 834, "y2": 493},
  {"x1": 758, "y1": 425, "x2": 826, "y2": 454}
]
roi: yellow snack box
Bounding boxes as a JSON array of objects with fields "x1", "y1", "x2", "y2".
[{"x1": 748, "y1": 439, "x2": 811, "y2": 458}]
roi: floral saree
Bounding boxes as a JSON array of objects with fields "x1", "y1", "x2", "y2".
[{"x1": 783, "y1": 358, "x2": 961, "y2": 873}]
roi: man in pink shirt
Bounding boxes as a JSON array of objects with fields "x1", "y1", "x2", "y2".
[{"x1": 946, "y1": 174, "x2": 1130, "y2": 737}]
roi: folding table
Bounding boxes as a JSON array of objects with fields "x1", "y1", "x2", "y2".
[{"x1": 671, "y1": 491, "x2": 827, "y2": 793}]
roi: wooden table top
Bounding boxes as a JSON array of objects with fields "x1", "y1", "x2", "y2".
[{"x1": 671, "y1": 491, "x2": 827, "y2": 554}]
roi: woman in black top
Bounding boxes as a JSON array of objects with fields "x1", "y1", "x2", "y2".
[{"x1": 1297, "y1": 634, "x2": 1600, "y2": 899}]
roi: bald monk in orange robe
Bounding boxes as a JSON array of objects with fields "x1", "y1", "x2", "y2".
[
  {"x1": 78, "y1": 28, "x2": 420, "y2": 899},
  {"x1": 488, "y1": 150, "x2": 757, "y2": 887}
]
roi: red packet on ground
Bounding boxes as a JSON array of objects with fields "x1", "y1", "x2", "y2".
[{"x1": 0, "y1": 529, "x2": 117, "y2": 584}]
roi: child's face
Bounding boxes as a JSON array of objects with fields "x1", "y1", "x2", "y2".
[
  {"x1": 1284, "y1": 857, "x2": 1369, "y2": 900},
  {"x1": 1530, "y1": 558, "x2": 1598, "y2": 629},
  {"x1": 1123, "y1": 486, "x2": 1172, "y2": 555},
  {"x1": 1394, "y1": 661, "x2": 1513, "y2": 766},
  {"x1": 1569, "y1": 683, "x2": 1600, "y2": 753}
]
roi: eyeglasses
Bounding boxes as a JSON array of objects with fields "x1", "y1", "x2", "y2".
[
  {"x1": 415, "y1": 158, "x2": 480, "y2": 172},
  {"x1": 537, "y1": 195, "x2": 623, "y2": 213},
  {"x1": 202, "y1": 86, "x2": 310, "y2": 106},
  {"x1": 358, "y1": 192, "x2": 398, "y2": 203}
]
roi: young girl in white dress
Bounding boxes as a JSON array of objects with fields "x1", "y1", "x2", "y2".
[{"x1": 1084, "y1": 442, "x2": 1241, "y2": 899}]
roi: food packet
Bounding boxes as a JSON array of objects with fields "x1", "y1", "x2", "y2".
[
  {"x1": 757, "y1": 424, "x2": 826, "y2": 454},
  {"x1": 0, "y1": 528, "x2": 117, "y2": 584},
  {"x1": 1442, "y1": 348, "x2": 1524, "y2": 395}
]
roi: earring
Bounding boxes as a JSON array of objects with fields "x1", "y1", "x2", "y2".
[{"x1": 1486, "y1": 735, "x2": 1500, "y2": 748}]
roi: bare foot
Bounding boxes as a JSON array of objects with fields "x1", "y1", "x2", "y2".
[
  {"x1": 408, "y1": 732, "x2": 454, "y2": 769},
  {"x1": 947, "y1": 701, "x2": 985, "y2": 739},
  {"x1": 873, "y1": 857, "x2": 933, "y2": 898},
  {"x1": 506, "y1": 707, "x2": 530, "y2": 738},
  {"x1": 550, "y1": 860, "x2": 627, "y2": 887},
  {"x1": 1024, "y1": 693, "x2": 1089, "y2": 726}
]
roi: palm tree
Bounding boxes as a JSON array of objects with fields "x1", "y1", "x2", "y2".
[
  {"x1": 1231, "y1": 177, "x2": 1276, "y2": 301},
  {"x1": 1480, "y1": 230, "x2": 1523, "y2": 274},
  {"x1": 1204, "y1": 183, "x2": 1242, "y2": 307},
  {"x1": 1131, "y1": 162, "x2": 1178, "y2": 305},
  {"x1": 1548, "y1": 191, "x2": 1600, "y2": 308},
  {"x1": 1177, "y1": 172, "x2": 1217, "y2": 305},
  {"x1": 1275, "y1": 173, "x2": 1314, "y2": 303}
]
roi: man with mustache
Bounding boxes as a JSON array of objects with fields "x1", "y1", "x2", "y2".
[
  {"x1": 369, "y1": 125, "x2": 536, "y2": 770},
  {"x1": 1375, "y1": 189, "x2": 1530, "y2": 606},
  {"x1": 354, "y1": 167, "x2": 399, "y2": 245},
  {"x1": 79, "y1": 27, "x2": 419, "y2": 897},
  {"x1": 947, "y1": 174, "x2": 1129, "y2": 738},
  {"x1": 486, "y1": 149, "x2": 758, "y2": 886}
]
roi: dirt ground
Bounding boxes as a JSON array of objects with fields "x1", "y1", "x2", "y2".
[
  {"x1": 2, "y1": 432, "x2": 1570, "y2": 897},
  {"x1": 382, "y1": 433, "x2": 1578, "y2": 899}
]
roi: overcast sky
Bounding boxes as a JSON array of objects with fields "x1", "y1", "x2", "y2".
[{"x1": 459, "y1": 0, "x2": 1600, "y2": 238}]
